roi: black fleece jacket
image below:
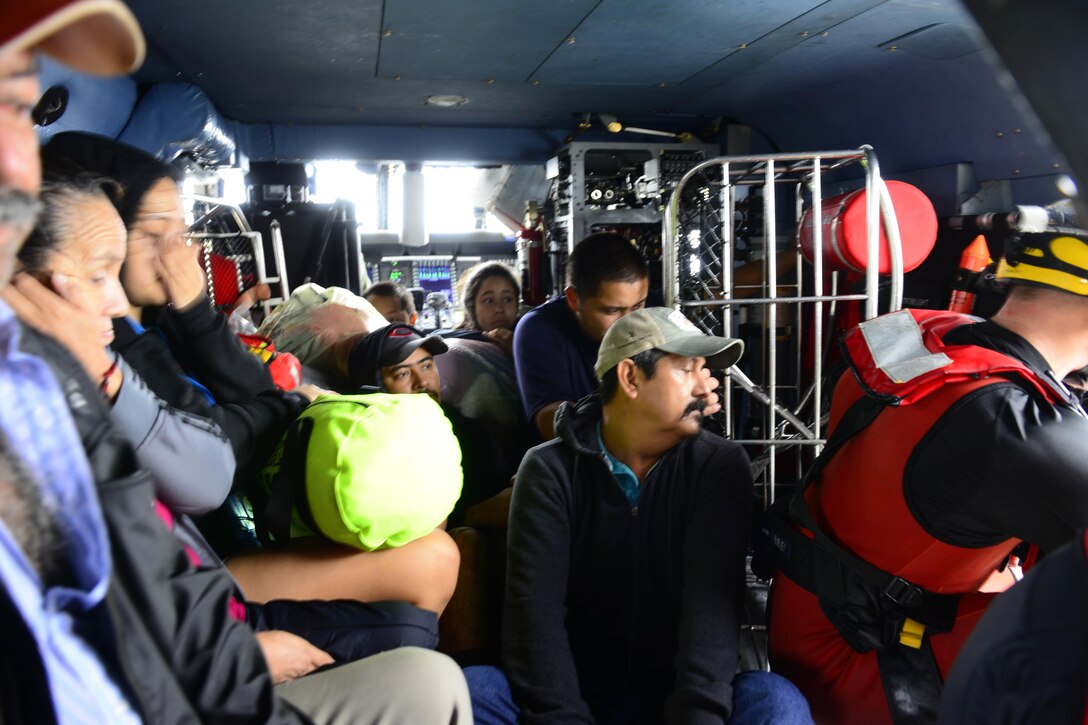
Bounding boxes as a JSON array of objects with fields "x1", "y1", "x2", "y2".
[
  {"x1": 502, "y1": 395, "x2": 754, "y2": 724},
  {"x1": 111, "y1": 299, "x2": 306, "y2": 474}
]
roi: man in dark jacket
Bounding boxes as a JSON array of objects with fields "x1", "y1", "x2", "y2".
[
  {"x1": 498, "y1": 307, "x2": 810, "y2": 724},
  {"x1": 937, "y1": 529, "x2": 1088, "y2": 724}
]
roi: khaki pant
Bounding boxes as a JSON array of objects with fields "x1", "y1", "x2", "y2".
[{"x1": 276, "y1": 647, "x2": 472, "y2": 724}]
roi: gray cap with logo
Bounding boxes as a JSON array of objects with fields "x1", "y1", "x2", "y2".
[{"x1": 595, "y1": 307, "x2": 744, "y2": 379}]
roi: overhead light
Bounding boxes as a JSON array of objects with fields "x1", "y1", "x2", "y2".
[{"x1": 424, "y1": 94, "x2": 468, "y2": 107}]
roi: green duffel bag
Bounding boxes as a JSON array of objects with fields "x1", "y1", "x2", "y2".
[{"x1": 256, "y1": 392, "x2": 463, "y2": 551}]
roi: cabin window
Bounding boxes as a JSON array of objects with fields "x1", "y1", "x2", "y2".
[
  {"x1": 421, "y1": 165, "x2": 512, "y2": 234},
  {"x1": 310, "y1": 160, "x2": 388, "y2": 230},
  {"x1": 306, "y1": 161, "x2": 513, "y2": 235},
  {"x1": 216, "y1": 167, "x2": 248, "y2": 208}
]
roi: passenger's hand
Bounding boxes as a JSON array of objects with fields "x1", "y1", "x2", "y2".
[
  {"x1": 294, "y1": 384, "x2": 334, "y2": 403},
  {"x1": 254, "y1": 630, "x2": 334, "y2": 684},
  {"x1": 2, "y1": 272, "x2": 115, "y2": 381},
  {"x1": 155, "y1": 234, "x2": 206, "y2": 310},
  {"x1": 482, "y1": 327, "x2": 513, "y2": 356},
  {"x1": 700, "y1": 367, "x2": 722, "y2": 418},
  {"x1": 231, "y1": 283, "x2": 271, "y2": 314}
]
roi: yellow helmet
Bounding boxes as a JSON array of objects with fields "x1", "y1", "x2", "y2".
[{"x1": 996, "y1": 231, "x2": 1088, "y2": 296}]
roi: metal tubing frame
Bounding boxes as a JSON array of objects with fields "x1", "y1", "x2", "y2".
[
  {"x1": 664, "y1": 146, "x2": 906, "y2": 507},
  {"x1": 183, "y1": 193, "x2": 291, "y2": 317},
  {"x1": 185, "y1": 193, "x2": 254, "y2": 234},
  {"x1": 720, "y1": 161, "x2": 735, "y2": 437},
  {"x1": 267, "y1": 220, "x2": 291, "y2": 316}
]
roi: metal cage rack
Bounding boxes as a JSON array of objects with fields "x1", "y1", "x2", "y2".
[
  {"x1": 185, "y1": 194, "x2": 290, "y2": 320},
  {"x1": 664, "y1": 146, "x2": 908, "y2": 508}
]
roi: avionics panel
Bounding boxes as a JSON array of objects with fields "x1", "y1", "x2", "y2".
[
  {"x1": 379, "y1": 255, "x2": 456, "y2": 305},
  {"x1": 416, "y1": 257, "x2": 455, "y2": 305},
  {"x1": 378, "y1": 258, "x2": 413, "y2": 287},
  {"x1": 365, "y1": 262, "x2": 381, "y2": 287}
]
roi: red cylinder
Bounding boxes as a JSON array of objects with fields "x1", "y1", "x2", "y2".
[
  {"x1": 798, "y1": 180, "x2": 937, "y2": 274},
  {"x1": 518, "y1": 227, "x2": 546, "y2": 305}
]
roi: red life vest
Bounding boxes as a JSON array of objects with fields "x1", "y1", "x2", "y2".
[
  {"x1": 768, "y1": 309, "x2": 1068, "y2": 724},
  {"x1": 817, "y1": 308, "x2": 1063, "y2": 591}
]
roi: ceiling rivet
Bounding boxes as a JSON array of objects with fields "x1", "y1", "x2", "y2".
[
  {"x1": 531, "y1": 79, "x2": 540, "y2": 85},
  {"x1": 567, "y1": 36, "x2": 576, "y2": 44},
  {"x1": 393, "y1": 74, "x2": 401, "y2": 81},
  {"x1": 1013, "y1": 128, "x2": 1022, "y2": 134},
  {"x1": 738, "y1": 43, "x2": 748, "y2": 49},
  {"x1": 1012, "y1": 168, "x2": 1021, "y2": 175},
  {"x1": 486, "y1": 78, "x2": 495, "y2": 84},
  {"x1": 383, "y1": 29, "x2": 392, "y2": 37},
  {"x1": 888, "y1": 45, "x2": 898, "y2": 52},
  {"x1": 996, "y1": 131, "x2": 1004, "y2": 138}
]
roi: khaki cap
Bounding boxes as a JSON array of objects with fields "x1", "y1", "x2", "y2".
[{"x1": 595, "y1": 307, "x2": 744, "y2": 379}]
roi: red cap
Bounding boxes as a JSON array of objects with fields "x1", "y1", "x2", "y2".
[{"x1": 3, "y1": 0, "x2": 145, "y2": 76}]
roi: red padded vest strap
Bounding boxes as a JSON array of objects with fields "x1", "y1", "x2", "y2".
[{"x1": 842, "y1": 308, "x2": 1062, "y2": 406}]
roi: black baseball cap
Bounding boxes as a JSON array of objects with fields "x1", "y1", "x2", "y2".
[{"x1": 347, "y1": 323, "x2": 448, "y2": 387}]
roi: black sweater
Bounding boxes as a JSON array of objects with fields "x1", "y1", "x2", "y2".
[{"x1": 503, "y1": 396, "x2": 754, "y2": 724}]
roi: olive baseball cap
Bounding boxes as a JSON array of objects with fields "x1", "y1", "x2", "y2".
[
  {"x1": 3, "y1": 0, "x2": 145, "y2": 76},
  {"x1": 595, "y1": 307, "x2": 744, "y2": 379}
]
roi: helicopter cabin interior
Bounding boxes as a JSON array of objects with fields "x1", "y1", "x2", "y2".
[{"x1": 18, "y1": 0, "x2": 1088, "y2": 690}]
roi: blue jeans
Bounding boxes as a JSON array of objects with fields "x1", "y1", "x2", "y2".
[{"x1": 463, "y1": 666, "x2": 812, "y2": 725}]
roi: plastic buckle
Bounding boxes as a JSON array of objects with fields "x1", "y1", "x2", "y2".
[
  {"x1": 898, "y1": 617, "x2": 926, "y2": 649},
  {"x1": 883, "y1": 576, "x2": 924, "y2": 609}
]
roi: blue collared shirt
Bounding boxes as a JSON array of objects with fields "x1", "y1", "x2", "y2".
[
  {"x1": 0, "y1": 300, "x2": 140, "y2": 724},
  {"x1": 597, "y1": 422, "x2": 641, "y2": 508}
]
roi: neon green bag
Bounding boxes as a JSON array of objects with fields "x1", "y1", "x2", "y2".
[{"x1": 257, "y1": 393, "x2": 463, "y2": 551}]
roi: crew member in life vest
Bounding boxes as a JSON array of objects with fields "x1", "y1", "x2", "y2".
[{"x1": 765, "y1": 227, "x2": 1088, "y2": 724}]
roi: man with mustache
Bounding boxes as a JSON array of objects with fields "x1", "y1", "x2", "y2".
[{"x1": 496, "y1": 307, "x2": 811, "y2": 723}]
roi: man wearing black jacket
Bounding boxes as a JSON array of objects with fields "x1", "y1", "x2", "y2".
[{"x1": 497, "y1": 308, "x2": 810, "y2": 724}]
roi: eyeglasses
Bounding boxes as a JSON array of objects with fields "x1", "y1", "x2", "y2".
[{"x1": 128, "y1": 225, "x2": 196, "y2": 248}]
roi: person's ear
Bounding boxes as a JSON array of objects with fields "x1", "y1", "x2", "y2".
[
  {"x1": 616, "y1": 358, "x2": 639, "y2": 400},
  {"x1": 564, "y1": 285, "x2": 580, "y2": 313}
]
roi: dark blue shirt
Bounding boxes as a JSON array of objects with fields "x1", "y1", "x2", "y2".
[{"x1": 513, "y1": 297, "x2": 599, "y2": 428}]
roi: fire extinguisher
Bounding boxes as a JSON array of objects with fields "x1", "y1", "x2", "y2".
[{"x1": 517, "y1": 226, "x2": 546, "y2": 305}]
